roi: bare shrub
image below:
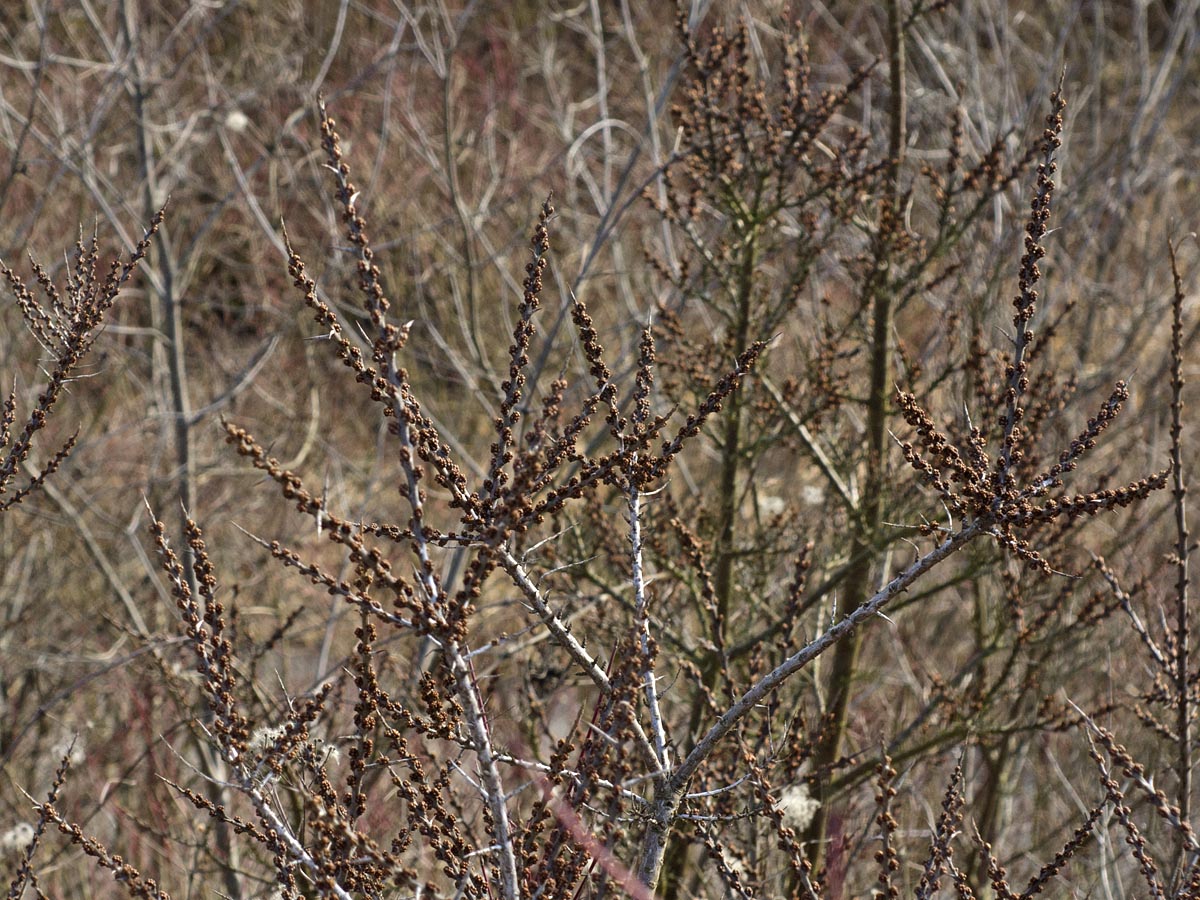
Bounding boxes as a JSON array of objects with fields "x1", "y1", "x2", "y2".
[{"x1": 2, "y1": 2, "x2": 1199, "y2": 898}]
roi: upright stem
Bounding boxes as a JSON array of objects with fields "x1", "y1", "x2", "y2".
[
  {"x1": 1169, "y1": 243, "x2": 1191, "y2": 886},
  {"x1": 441, "y1": 47, "x2": 485, "y2": 369},
  {"x1": 121, "y1": 4, "x2": 228, "y2": 895},
  {"x1": 121, "y1": 1, "x2": 194, "y2": 558},
  {"x1": 967, "y1": 737, "x2": 1014, "y2": 895},
  {"x1": 656, "y1": 230, "x2": 757, "y2": 896},
  {"x1": 712, "y1": 244, "x2": 756, "y2": 647},
  {"x1": 803, "y1": 0, "x2": 905, "y2": 870}
]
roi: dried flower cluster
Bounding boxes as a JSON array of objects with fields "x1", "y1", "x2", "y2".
[
  {"x1": 0, "y1": 210, "x2": 163, "y2": 513},
  {"x1": 895, "y1": 83, "x2": 1168, "y2": 573}
]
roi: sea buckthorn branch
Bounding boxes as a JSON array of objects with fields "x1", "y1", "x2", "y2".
[
  {"x1": 316, "y1": 102, "x2": 523, "y2": 900},
  {"x1": 636, "y1": 519, "x2": 982, "y2": 889}
]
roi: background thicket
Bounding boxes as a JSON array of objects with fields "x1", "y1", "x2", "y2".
[{"x1": 1, "y1": 1, "x2": 1199, "y2": 897}]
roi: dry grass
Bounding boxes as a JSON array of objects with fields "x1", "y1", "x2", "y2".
[{"x1": 1, "y1": 1, "x2": 1199, "y2": 898}]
